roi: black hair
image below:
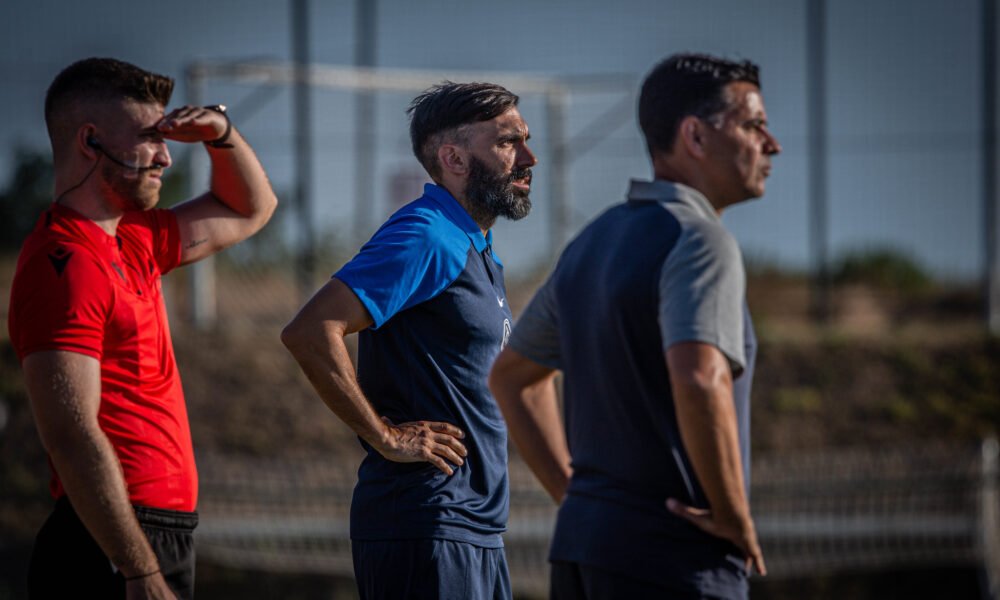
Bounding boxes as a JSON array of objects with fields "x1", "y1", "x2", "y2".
[
  {"x1": 638, "y1": 53, "x2": 760, "y2": 156},
  {"x1": 407, "y1": 82, "x2": 519, "y2": 179}
]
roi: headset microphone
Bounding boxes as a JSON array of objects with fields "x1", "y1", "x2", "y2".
[{"x1": 88, "y1": 138, "x2": 164, "y2": 172}]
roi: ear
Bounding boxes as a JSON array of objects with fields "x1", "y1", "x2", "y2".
[
  {"x1": 437, "y1": 143, "x2": 469, "y2": 177},
  {"x1": 78, "y1": 125, "x2": 99, "y2": 159},
  {"x1": 677, "y1": 115, "x2": 709, "y2": 159}
]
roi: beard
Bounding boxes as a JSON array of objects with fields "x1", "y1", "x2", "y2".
[
  {"x1": 464, "y1": 155, "x2": 532, "y2": 227},
  {"x1": 100, "y1": 161, "x2": 159, "y2": 211}
]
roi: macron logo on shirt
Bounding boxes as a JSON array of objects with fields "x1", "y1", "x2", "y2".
[{"x1": 47, "y1": 247, "x2": 73, "y2": 276}]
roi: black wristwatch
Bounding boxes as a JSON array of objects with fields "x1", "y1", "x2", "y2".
[{"x1": 204, "y1": 105, "x2": 234, "y2": 149}]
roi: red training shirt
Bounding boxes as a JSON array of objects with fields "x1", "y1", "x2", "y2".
[{"x1": 8, "y1": 203, "x2": 197, "y2": 511}]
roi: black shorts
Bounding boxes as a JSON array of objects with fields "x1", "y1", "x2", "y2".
[
  {"x1": 28, "y1": 496, "x2": 198, "y2": 599},
  {"x1": 550, "y1": 560, "x2": 746, "y2": 600}
]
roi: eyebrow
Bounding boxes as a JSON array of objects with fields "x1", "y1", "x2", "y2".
[{"x1": 498, "y1": 130, "x2": 530, "y2": 143}]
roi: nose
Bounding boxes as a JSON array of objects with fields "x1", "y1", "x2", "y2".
[
  {"x1": 517, "y1": 142, "x2": 538, "y2": 168},
  {"x1": 763, "y1": 129, "x2": 781, "y2": 156},
  {"x1": 156, "y1": 142, "x2": 172, "y2": 169}
]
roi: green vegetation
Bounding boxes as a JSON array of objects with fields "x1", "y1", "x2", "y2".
[
  {"x1": 832, "y1": 248, "x2": 932, "y2": 293},
  {"x1": 0, "y1": 148, "x2": 53, "y2": 251}
]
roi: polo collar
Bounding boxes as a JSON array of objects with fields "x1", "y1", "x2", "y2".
[
  {"x1": 48, "y1": 202, "x2": 120, "y2": 254},
  {"x1": 423, "y1": 183, "x2": 492, "y2": 252},
  {"x1": 626, "y1": 179, "x2": 720, "y2": 222}
]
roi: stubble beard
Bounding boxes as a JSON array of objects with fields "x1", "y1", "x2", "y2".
[{"x1": 101, "y1": 162, "x2": 159, "y2": 212}]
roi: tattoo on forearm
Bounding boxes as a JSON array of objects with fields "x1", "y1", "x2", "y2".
[{"x1": 185, "y1": 239, "x2": 208, "y2": 250}]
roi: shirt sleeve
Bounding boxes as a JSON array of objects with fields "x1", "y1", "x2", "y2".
[
  {"x1": 10, "y1": 244, "x2": 113, "y2": 361},
  {"x1": 145, "y1": 208, "x2": 182, "y2": 275},
  {"x1": 333, "y1": 211, "x2": 468, "y2": 328},
  {"x1": 508, "y1": 273, "x2": 562, "y2": 369},
  {"x1": 658, "y1": 219, "x2": 746, "y2": 375}
]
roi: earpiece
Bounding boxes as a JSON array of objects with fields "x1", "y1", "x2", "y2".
[{"x1": 86, "y1": 136, "x2": 100, "y2": 149}]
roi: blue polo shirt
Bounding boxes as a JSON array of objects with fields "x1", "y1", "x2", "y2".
[
  {"x1": 510, "y1": 180, "x2": 756, "y2": 597},
  {"x1": 334, "y1": 183, "x2": 513, "y2": 548}
]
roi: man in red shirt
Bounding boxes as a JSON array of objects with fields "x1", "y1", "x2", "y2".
[{"x1": 8, "y1": 57, "x2": 278, "y2": 599}]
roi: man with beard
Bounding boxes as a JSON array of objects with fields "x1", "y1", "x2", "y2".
[
  {"x1": 283, "y1": 82, "x2": 536, "y2": 600},
  {"x1": 8, "y1": 57, "x2": 277, "y2": 599},
  {"x1": 490, "y1": 53, "x2": 780, "y2": 599}
]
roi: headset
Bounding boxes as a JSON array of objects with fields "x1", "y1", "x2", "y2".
[{"x1": 87, "y1": 136, "x2": 164, "y2": 172}]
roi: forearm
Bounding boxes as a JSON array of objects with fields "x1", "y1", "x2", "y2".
[
  {"x1": 47, "y1": 426, "x2": 159, "y2": 577},
  {"x1": 499, "y1": 376, "x2": 572, "y2": 503},
  {"x1": 673, "y1": 381, "x2": 750, "y2": 524},
  {"x1": 24, "y1": 352, "x2": 159, "y2": 578},
  {"x1": 283, "y1": 324, "x2": 389, "y2": 447},
  {"x1": 206, "y1": 128, "x2": 277, "y2": 229},
  {"x1": 489, "y1": 350, "x2": 571, "y2": 503}
]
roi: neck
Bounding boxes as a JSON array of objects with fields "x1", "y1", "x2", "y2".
[
  {"x1": 54, "y1": 181, "x2": 123, "y2": 237},
  {"x1": 652, "y1": 161, "x2": 726, "y2": 216},
  {"x1": 444, "y1": 182, "x2": 494, "y2": 235}
]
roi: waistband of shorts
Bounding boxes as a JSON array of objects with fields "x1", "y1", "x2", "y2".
[
  {"x1": 55, "y1": 495, "x2": 199, "y2": 533},
  {"x1": 133, "y1": 504, "x2": 198, "y2": 532}
]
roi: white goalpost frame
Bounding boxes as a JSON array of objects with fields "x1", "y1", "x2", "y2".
[{"x1": 183, "y1": 59, "x2": 634, "y2": 327}]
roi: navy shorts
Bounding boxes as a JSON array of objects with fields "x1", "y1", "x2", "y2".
[
  {"x1": 28, "y1": 496, "x2": 198, "y2": 599},
  {"x1": 352, "y1": 538, "x2": 511, "y2": 600}
]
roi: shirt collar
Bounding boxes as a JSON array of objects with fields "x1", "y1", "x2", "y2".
[
  {"x1": 626, "y1": 179, "x2": 720, "y2": 222},
  {"x1": 423, "y1": 183, "x2": 491, "y2": 252},
  {"x1": 49, "y1": 202, "x2": 119, "y2": 251}
]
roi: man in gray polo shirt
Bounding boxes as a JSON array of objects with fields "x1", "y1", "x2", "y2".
[{"x1": 489, "y1": 53, "x2": 781, "y2": 599}]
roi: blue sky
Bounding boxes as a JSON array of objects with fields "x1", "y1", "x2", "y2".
[{"x1": 0, "y1": 0, "x2": 987, "y2": 279}]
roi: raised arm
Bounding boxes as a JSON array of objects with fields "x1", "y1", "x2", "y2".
[
  {"x1": 489, "y1": 348, "x2": 570, "y2": 503},
  {"x1": 23, "y1": 351, "x2": 176, "y2": 598},
  {"x1": 281, "y1": 277, "x2": 467, "y2": 475},
  {"x1": 156, "y1": 105, "x2": 278, "y2": 265},
  {"x1": 665, "y1": 342, "x2": 765, "y2": 576}
]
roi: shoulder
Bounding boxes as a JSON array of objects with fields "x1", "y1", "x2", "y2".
[
  {"x1": 355, "y1": 197, "x2": 473, "y2": 274},
  {"x1": 334, "y1": 198, "x2": 473, "y2": 326},
  {"x1": 15, "y1": 234, "x2": 108, "y2": 285},
  {"x1": 378, "y1": 197, "x2": 471, "y2": 254},
  {"x1": 119, "y1": 209, "x2": 181, "y2": 273},
  {"x1": 659, "y1": 211, "x2": 745, "y2": 303},
  {"x1": 669, "y1": 211, "x2": 741, "y2": 265},
  {"x1": 118, "y1": 208, "x2": 177, "y2": 241}
]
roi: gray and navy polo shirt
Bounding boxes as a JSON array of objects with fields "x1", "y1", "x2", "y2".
[
  {"x1": 335, "y1": 183, "x2": 513, "y2": 548},
  {"x1": 510, "y1": 179, "x2": 756, "y2": 596}
]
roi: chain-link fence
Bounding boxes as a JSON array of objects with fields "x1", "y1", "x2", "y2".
[{"x1": 194, "y1": 441, "x2": 999, "y2": 599}]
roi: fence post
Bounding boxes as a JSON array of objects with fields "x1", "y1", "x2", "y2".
[
  {"x1": 981, "y1": 437, "x2": 1000, "y2": 599},
  {"x1": 185, "y1": 67, "x2": 217, "y2": 329}
]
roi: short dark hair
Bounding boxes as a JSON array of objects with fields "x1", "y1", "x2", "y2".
[
  {"x1": 407, "y1": 82, "x2": 519, "y2": 179},
  {"x1": 45, "y1": 57, "x2": 174, "y2": 143},
  {"x1": 638, "y1": 53, "x2": 760, "y2": 156}
]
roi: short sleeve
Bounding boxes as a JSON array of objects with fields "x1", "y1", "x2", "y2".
[
  {"x1": 144, "y1": 209, "x2": 182, "y2": 275},
  {"x1": 9, "y1": 245, "x2": 113, "y2": 361},
  {"x1": 508, "y1": 274, "x2": 562, "y2": 369},
  {"x1": 334, "y1": 211, "x2": 468, "y2": 328},
  {"x1": 658, "y1": 220, "x2": 746, "y2": 374}
]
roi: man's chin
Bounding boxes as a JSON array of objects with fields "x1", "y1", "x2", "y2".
[
  {"x1": 500, "y1": 197, "x2": 532, "y2": 221},
  {"x1": 128, "y1": 193, "x2": 160, "y2": 211}
]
